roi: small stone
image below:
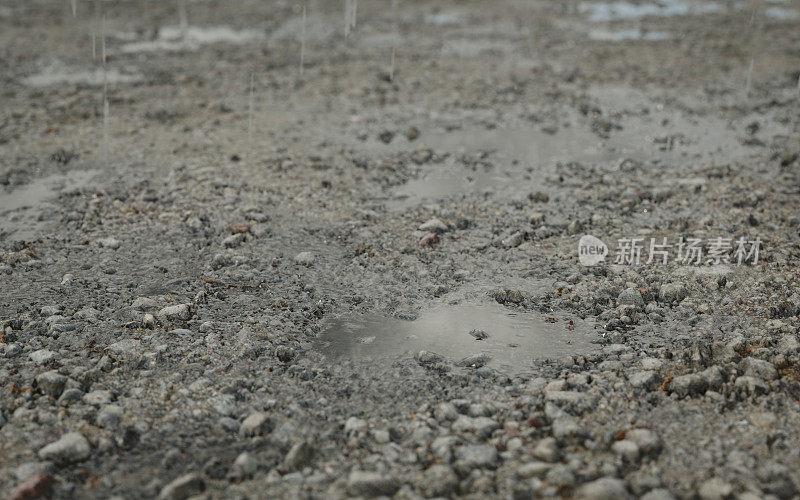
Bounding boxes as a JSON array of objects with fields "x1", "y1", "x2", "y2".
[
  {"x1": 422, "y1": 464, "x2": 458, "y2": 497},
  {"x1": 347, "y1": 470, "x2": 399, "y2": 497},
  {"x1": 419, "y1": 232, "x2": 439, "y2": 246},
  {"x1": 659, "y1": 283, "x2": 687, "y2": 304},
  {"x1": 469, "y1": 329, "x2": 489, "y2": 340},
  {"x1": 142, "y1": 313, "x2": 155, "y2": 329},
  {"x1": 96, "y1": 237, "x2": 121, "y2": 249},
  {"x1": 275, "y1": 345, "x2": 295, "y2": 363},
  {"x1": 611, "y1": 439, "x2": 641, "y2": 463},
  {"x1": 516, "y1": 461, "x2": 553, "y2": 479},
  {"x1": 294, "y1": 251, "x2": 315, "y2": 266},
  {"x1": 626, "y1": 429, "x2": 662, "y2": 456},
  {"x1": 415, "y1": 350, "x2": 445, "y2": 366},
  {"x1": 231, "y1": 452, "x2": 258, "y2": 479},
  {"x1": 58, "y1": 388, "x2": 83, "y2": 406},
  {"x1": 156, "y1": 304, "x2": 191, "y2": 323},
  {"x1": 29, "y1": 350, "x2": 56, "y2": 365},
  {"x1": 240, "y1": 412, "x2": 271, "y2": 437},
  {"x1": 552, "y1": 417, "x2": 586, "y2": 443},
  {"x1": 567, "y1": 220, "x2": 584, "y2": 235},
  {"x1": 223, "y1": 233, "x2": 245, "y2": 248},
  {"x1": 433, "y1": 402, "x2": 459, "y2": 422},
  {"x1": 529, "y1": 212, "x2": 546, "y2": 226},
  {"x1": 740, "y1": 357, "x2": 777, "y2": 381},
  {"x1": 60, "y1": 274, "x2": 75, "y2": 285},
  {"x1": 457, "y1": 353, "x2": 490, "y2": 368},
  {"x1": 502, "y1": 231, "x2": 525, "y2": 248},
  {"x1": 158, "y1": 473, "x2": 205, "y2": 500},
  {"x1": 545, "y1": 391, "x2": 592, "y2": 414},
  {"x1": 629, "y1": 370, "x2": 661, "y2": 391},
  {"x1": 372, "y1": 430, "x2": 391, "y2": 444},
  {"x1": 735, "y1": 376, "x2": 769, "y2": 396},
  {"x1": 529, "y1": 191, "x2": 549, "y2": 202},
  {"x1": 83, "y1": 390, "x2": 114, "y2": 406},
  {"x1": 670, "y1": 374, "x2": 708, "y2": 398},
  {"x1": 454, "y1": 444, "x2": 498, "y2": 469},
  {"x1": 418, "y1": 218, "x2": 449, "y2": 233},
  {"x1": 532, "y1": 437, "x2": 559, "y2": 462},
  {"x1": 698, "y1": 477, "x2": 733, "y2": 500},
  {"x1": 641, "y1": 489, "x2": 677, "y2": 500},
  {"x1": 38, "y1": 432, "x2": 91, "y2": 465},
  {"x1": 451, "y1": 415, "x2": 499, "y2": 439},
  {"x1": 96, "y1": 405, "x2": 124, "y2": 430},
  {"x1": 344, "y1": 416, "x2": 368, "y2": 436},
  {"x1": 618, "y1": 288, "x2": 644, "y2": 308},
  {"x1": 131, "y1": 297, "x2": 158, "y2": 311},
  {"x1": 577, "y1": 477, "x2": 633, "y2": 500},
  {"x1": 35, "y1": 371, "x2": 67, "y2": 397},
  {"x1": 283, "y1": 441, "x2": 314, "y2": 471}
]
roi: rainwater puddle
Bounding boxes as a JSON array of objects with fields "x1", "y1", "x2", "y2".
[
  {"x1": 119, "y1": 25, "x2": 264, "y2": 54},
  {"x1": 24, "y1": 62, "x2": 142, "y2": 88},
  {"x1": 588, "y1": 28, "x2": 672, "y2": 40},
  {"x1": 580, "y1": 0, "x2": 722, "y2": 22},
  {"x1": 314, "y1": 303, "x2": 598, "y2": 374},
  {"x1": 0, "y1": 170, "x2": 98, "y2": 241},
  {"x1": 764, "y1": 7, "x2": 799, "y2": 19}
]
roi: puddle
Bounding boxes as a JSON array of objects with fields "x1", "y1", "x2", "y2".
[
  {"x1": 588, "y1": 28, "x2": 672, "y2": 41},
  {"x1": 314, "y1": 302, "x2": 598, "y2": 374},
  {"x1": 426, "y1": 12, "x2": 463, "y2": 25},
  {"x1": 764, "y1": 7, "x2": 799, "y2": 19},
  {"x1": 580, "y1": 0, "x2": 722, "y2": 22},
  {"x1": 119, "y1": 25, "x2": 264, "y2": 53},
  {"x1": 0, "y1": 170, "x2": 98, "y2": 241},
  {"x1": 24, "y1": 62, "x2": 142, "y2": 88}
]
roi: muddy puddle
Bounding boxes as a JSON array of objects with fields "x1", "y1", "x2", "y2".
[
  {"x1": 314, "y1": 302, "x2": 598, "y2": 374},
  {"x1": 579, "y1": 0, "x2": 723, "y2": 22},
  {"x1": 0, "y1": 170, "x2": 98, "y2": 241},
  {"x1": 385, "y1": 102, "x2": 767, "y2": 208}
]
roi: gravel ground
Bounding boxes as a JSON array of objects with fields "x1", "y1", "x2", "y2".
[{"x1": 1, "y1": 0, "x2": 800, "y2": 498}]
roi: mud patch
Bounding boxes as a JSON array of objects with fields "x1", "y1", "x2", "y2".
[
  {"x1": 0, "y1": 170, "x2": 98, "y2": 241},
  {"x1": 314, "y1": 302, "x2": 598, "y2": 374}
]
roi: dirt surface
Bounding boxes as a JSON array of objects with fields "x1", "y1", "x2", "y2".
[{"x1": 2, "y1": 0, "x2": 800, "y2": 498}]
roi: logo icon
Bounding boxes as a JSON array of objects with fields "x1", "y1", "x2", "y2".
[{"x1": 578, "y1": 235, "x2": 608, "y2": 266}]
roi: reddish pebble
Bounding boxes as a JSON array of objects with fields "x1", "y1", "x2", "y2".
[
  {"x1": 419, "y1": 232, "x2": 439, "y2": 246},
  {"x1": 9, "y1": 473, "x2": 53, "y2": 500},
  {"x1": 227, "y1": 224, "x2": 250, "y2": 234}
]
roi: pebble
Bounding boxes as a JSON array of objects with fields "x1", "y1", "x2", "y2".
[
  {"x1": 223, "y1": 233, "x2": 245, "y2": 248},
  {"x1": 96, "y1": 405, "x2": 124, "y2": 429},
  {"x1": 611, "y1": 439, "x2": 641, "y2": 463},
  {"x1": 346, "y1": 470, "x2": 399, "y2": 497},
  {"x1": 156, "y1": 304, "x2": 191, "y2": 322},
  {"x1": 29, "y1": 349, "x2": 57, "y2": 365},
  {"x1": 158, "y1": 473, "x2": 205, "y2": 500},
  {"x1": 641, "y1": 489, "x2": 677, "y2": 500},
  {"x1": 532, "y1": 437, "x2": 560, "y2": 462},
  {"x1": 698, "y1": 477, "x2": 733, "y2": 500},
  {"x1": 502, "y1": 231, "x2": 525, "y2": 248},
  {"x1": 231, "y1": 452, "x2": 258, "y2": 479},
  {"x1": 618, "y1": 287, "x2": 644, "y2": 308},
  {"x1": 96, "y1": 237, "x2": 121, "y2": 249},
  {"x1": 629, "y1": 370, "x2": 661, "y2": 390},
  {"x1": 457, "y1": 353, "x2": 490, "y2": 368},
  {"x1": 38, "y1": 432, "x2": 91, "y2": 465},
  {"x1": 740, "y1": 358, "x2": 777, "y2": 381},
  {"x1": 626, "y1": 428, "x2": 662, "y2": 456},
  {"x1": 240, "y1": 412, "x2": 271, "y2": 437},
  {"x1": 670, "y1": 374, "x2": 707, "y2": 398},
  {"x1": 422, "y1": 464, "x2": 458, "y2": 497},
  {"x1": 131, "y1": 297, "x2": 158, "y2": 311},
  {"x1": 454, "y1": 444, "x2": 498, "y2": 469},
  {"x1": 35, "y1": 371, "x2": 67, "y2": 397},
  {"x1": 83, "y1": 390, "x2": 114, "y2": 406},
  {"x1": 544, "y1": 391, "x2": 592, "y2": 414},
  {"x1": 451, "y1": 415, "x2": 499, "y2": 439},
  {"x1": 659, "y1": 283, "x2": 687, "y2": 303},
  {"x1": 418, "y1": 218, "x2": 449, "y2": 233},
  {"x1": 283, "y1": 441, "x2": 314, "y2": 471},
  {"x1": 577, "y1": 477, "x2": 633, "y2": 500},
  {"x1": 294, "y1": 251, "x2": 316, "y2": 266}
]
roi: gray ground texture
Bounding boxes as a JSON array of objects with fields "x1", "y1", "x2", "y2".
[{"x1": 1, "y1": 0, "x2": 800, "y2": 499}]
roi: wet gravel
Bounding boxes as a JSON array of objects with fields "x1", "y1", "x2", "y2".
[{"x1": 1, "y1": 0, "x2": 800, "y2": 498}]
